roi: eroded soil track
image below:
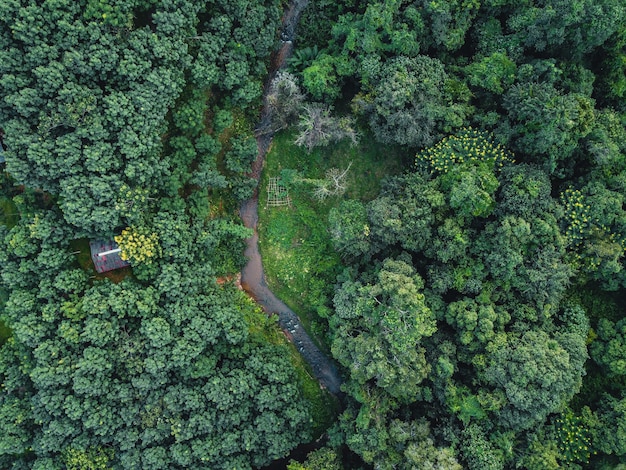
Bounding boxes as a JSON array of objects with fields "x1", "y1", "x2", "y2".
[
  {"x1": 240, "y1": 0, "x2": 343, "y2": 396},
  {"x1": 240, "y1": 200, "x2": 342, "y2": 395}
]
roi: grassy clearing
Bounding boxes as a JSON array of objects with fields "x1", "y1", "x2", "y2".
[
  {"x1": 258, "y1": 129, "x2": 408, "y2": 348},
  {"x1": 0, "y1": 196, "x2": 18, "y2": 229}
]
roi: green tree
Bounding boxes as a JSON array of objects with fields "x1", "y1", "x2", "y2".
[
  {"x1": 62, "y1": 446, "x2": 114, "y2": 470},
  {"x1": 355, "y1": 55, "x2": 469, "y2": 148},
  {"x1": 461, "y1": 423, "x2": 505, "y2": 470},
  {"x1": 366, "y1": 172, "x2": 445, "y2": 255},
  {"x1": 496, "y1": 164, "x2": 553, "y2": 218},
  {"x1": 485, "y1": 329, "x2": 587, "y2": 431},
  {"x1": 328, "y1": 200, "x2": 372, "y2": 262},
  {"x1": 595, "y1": 29, "x2": 626, "y2": 107},
  {"x1": 339, "y1": 405, "x2": 462, "y2": 470},
  {"x1": 500, "y1": 82, "x2": 595, "y2": 174},
  {"x1": 507, "y1": 0, "x2": 625, "y2": 59},
  {"x1": 440, "y1": 162, "x2": 499, "y2": 219},
  {"x1": 288, "y1": 447, "x2": 343, "y2": 470},
  {"x1": 569, "y1": 180, "x2": 626, "y2": 290},
  {"x1": 591, "y1": 318, "x2": 626, "y2": 376},
  {"x1": 0, "y1": 338, "x2": 34, "y2": 468},
  {"x1": 332, "y1": 257, "x2": 436, "y2": 402},
  {"x1": 301, "y1": 54, "x2": 348, "y2": 102},
  {"x1": 594, "y1": 394, "x2": 626, "y2": 458},
  {"x1": 445, "y1": 298, "x2": 502, "y2": 352},
  {"x1": 465, "y1": 52, "x2": 517, "y2": 95},
  {"x1": 417, "y1": 0, "x2": 481, "y2": 52}
]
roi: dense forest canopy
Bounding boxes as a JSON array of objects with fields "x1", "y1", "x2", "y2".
[
  {"x1": 0, "y1": 0, "x2": 319, "y2": 468},
  {"x1": 290, "y1": 0, "x2": 626, "y2": 468},
  {"x1": 1, "y1": 0, "x2": 626, "y2": 469}
]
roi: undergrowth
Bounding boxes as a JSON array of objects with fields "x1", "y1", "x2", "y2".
[
  {"x1": 241, "y1": 289, "x2": 340, "y2": 437},
  {"x1": 258, "y1": 128, "x2": 406, "y2": 349}
]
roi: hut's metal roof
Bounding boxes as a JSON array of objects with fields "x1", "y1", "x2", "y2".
[{"x1": 90, "y1": 239, "x2": 130, "y2": 273}]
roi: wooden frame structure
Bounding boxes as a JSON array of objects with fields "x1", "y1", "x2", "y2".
[{"x1": 266, "y1": 177, "x2": 291, "y2": 208}]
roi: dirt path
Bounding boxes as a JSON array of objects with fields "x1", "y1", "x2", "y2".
[
  {"x1": 239, "y1": 0, "x2": 344, "y2": 396},
  {"x1": 240, "y1": 200, "x2": 343, "y2": 395}
]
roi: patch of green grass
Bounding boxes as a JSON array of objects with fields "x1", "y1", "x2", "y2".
[
  {"x1": 264, "y1": 130, "x2": 406, "y2": 201},
  {"x1": 258, "y1": 129, "x2": 408, "y2": 349},
  {"x1": 0, "y1": 197, "x2": 18, "y2": 228}
]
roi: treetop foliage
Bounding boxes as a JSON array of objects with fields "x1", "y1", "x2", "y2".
[
  {"x1": 416, "y1": 128, "x2": 514, "y2": 174},
  {"x1": 289, "y1": 0, "x2": 626, "y2": 464},
  {"x1": 0, "y1": 0, "x2": 322, "y2": 468},
  {"x1": 2, "y1": 0, "x2": 626, "y2": 468}
]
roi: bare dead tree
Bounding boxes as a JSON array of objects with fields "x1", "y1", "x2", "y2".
[
  {"x1": 295, "y1": 104, "x2": 359, "y2": 153},
  {"x1": 300, "y1": 162, "x2": 352, "y2": 200},
  {"x1": 325, "y1": 163, "x2": 352, "y2": 195},
  {"x1": 294, "y1": 103, "x2": 333, "y2": 152}
]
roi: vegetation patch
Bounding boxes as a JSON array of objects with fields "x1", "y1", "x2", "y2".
[
  {"x1": 2, "y1": 0, "x2": 626, "y2": 468},
  {"x1": 0, "y1": 197, "x2": 18, "y2": 228},
  {"x1": 241, "y1": 289, "x2": 340, "y2": 437},
  {"x1": 258, "y1": 129, "x2": 406, "y2": 347}
]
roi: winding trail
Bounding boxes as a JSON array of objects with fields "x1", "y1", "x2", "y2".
[{"x1": 239, "y1": 0, "x2": 343, "y2": 396}]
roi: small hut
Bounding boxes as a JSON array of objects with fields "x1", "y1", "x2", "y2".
[{"x1": 90, "y1": 239, "x2": 130, "y2": 273}]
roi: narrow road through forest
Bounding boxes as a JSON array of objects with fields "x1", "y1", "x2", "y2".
[{"x1": 240, "y1": 0, "x2": 344, "y2": 396}]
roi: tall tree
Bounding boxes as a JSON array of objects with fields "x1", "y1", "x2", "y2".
[{"x1": 354, "y1": 55, "x2": 470, "y2": 148}]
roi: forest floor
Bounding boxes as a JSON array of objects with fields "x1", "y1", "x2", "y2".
[
  {"x1": 257, "y1": 128, "x2": 407, "y2": 350},
  {"x1": 0, "y1": 197, "x2": 15, "y2": 344}
]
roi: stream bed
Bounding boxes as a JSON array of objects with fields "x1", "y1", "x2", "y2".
[
  {"x1": 240, "y1": 198, "x2": 343, "y2": 395},
  {"x1": 239, "y1": 2, "x2": 346, "y2": 466},
  {"x1": 239, "y1": 0, "x2": 344, "y2": 397}
]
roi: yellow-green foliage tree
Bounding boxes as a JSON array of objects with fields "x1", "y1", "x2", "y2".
[
  {"x1": 416, "y1": 128, "x2": 513, "y2": 175},
  {"x1": 63, "y1": 447, "x2": 114, "y2": 470},
  {"x1": 114, "y1": 226, "x2": 162, "y2": 264}
]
